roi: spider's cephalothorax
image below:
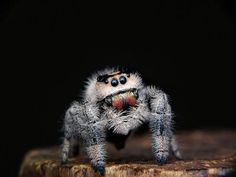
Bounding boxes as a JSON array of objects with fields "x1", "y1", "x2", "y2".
[{"x1": 61, "y1": 68, "x2": 182, "y2": 175}]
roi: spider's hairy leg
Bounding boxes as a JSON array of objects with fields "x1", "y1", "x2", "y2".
[
  {"x1": 146, "y1": 86, "x2": 174, "y2": 165},
  {"x1": 85, "y1": 121, "x2": 106, "y2": 176},
  {"x1": 171, "y1": 135, "x2": 182, "y2": 159},
  {"x1": 61, "y1": 137, "x2": 71, "y2": 164},
  {"x1": 61, "y1": 101, "x2": 107, "y2": 175},
  {"x1": 61, "y1": 101, "x2": 83, "y2": 164},
  {"x1": 83, "y1": 103, "x2": 107, "y2": 175}
]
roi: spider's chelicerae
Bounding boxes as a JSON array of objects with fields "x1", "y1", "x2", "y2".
[{"x1": 61, "y1": 68, "x2": 182, "y2": 175}]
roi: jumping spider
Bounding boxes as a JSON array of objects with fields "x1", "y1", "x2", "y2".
[{"x1": 61, "y1": 68, "x2": 182, "y2": 175}]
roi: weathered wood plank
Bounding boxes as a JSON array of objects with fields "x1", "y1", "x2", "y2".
[{"x1": 20, "y1": 130, "x2": 236, "y2": 177}]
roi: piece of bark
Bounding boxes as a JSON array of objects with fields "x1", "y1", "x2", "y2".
[{"x1": 20, "y1": 130, "x2": 236, "y2": 177}]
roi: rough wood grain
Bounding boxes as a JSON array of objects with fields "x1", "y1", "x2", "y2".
[{"x1": 20, "y1": 130, "x2": 236, "y2": 177}]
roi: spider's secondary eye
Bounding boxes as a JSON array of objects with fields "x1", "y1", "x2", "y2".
[
  {"x1": 119, "y1": 76, "x2": 127, "y2": 84},
  {"x1": 111, "y1": 78, "x2": 119, "y2": 87}
]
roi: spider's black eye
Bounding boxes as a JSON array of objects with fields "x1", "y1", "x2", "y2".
[
  {"x1": 111, "y1": 78, "x2": 118, "y2": 87},
  {"x1": 119, "y1": 76, "x2": 127, "y2": 84}
]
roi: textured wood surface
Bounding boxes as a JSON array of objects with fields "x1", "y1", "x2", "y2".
[{"x1": 20, "y1": 130, "x2": 236, "y2": 177}]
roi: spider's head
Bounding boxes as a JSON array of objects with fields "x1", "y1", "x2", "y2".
[{"x1": 84, "y1": 68, "x2": 144, "y2": 107}]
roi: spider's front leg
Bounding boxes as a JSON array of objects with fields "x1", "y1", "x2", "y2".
[
  {"x1": 85, "y1": 121, "x2": 106, "y2": 175},
  {"x1": 61, "y1": 101, "x2": 107, "y2": 175},
  {"x1": 146, "y1": 87, "x2": 174, "y2": 164},
  {"x1": 82, "y1": 103, "x2": 107, "y2": 175},
  {"x1": 61, "y1": 101, "x2": 83, "y2": 165}
]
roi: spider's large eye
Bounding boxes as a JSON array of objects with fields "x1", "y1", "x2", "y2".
[
  {"x1": 119, "y1": 76, "x2": 127, "y2": 84},
  {"x1": 111, "y1": 78, "x2": 118, "y2": 87}
]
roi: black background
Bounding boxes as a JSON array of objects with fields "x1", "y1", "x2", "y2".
[{"x1": 1, "y1": 1, "x2": 236, "y2": 177}]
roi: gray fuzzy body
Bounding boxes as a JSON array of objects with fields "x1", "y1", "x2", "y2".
[{"x1": 61, "y1": 68, "x2": 181, "y2": 175}]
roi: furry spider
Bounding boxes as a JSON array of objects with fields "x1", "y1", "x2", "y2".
[{"x1": 61, "y1": 67, "x2": 181, "y2": 175}]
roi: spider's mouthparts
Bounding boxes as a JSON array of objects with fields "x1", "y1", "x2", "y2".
[{"x1": 111, "y1": 90, "x2": 138, "y2": 110}]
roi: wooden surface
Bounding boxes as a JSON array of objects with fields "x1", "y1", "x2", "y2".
[{"x1": 20, "y1": 130, "x2": 236, "y2": 177}]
